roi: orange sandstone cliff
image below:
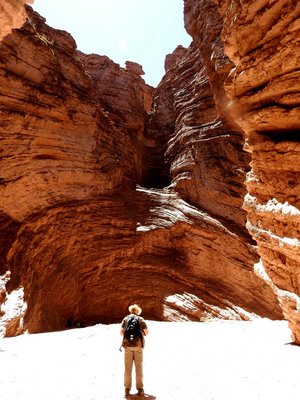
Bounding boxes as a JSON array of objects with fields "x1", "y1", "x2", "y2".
[
  {"x1": 215, "y1": 0, "x2": 300, "y2": 344},
  {"x1": 184, "y1": 0, "x2": 300, "y2": 343},
  {"x1": 0, "y1": 4, "x2": 282, "y2": 336},
  {"x1": 0, "y1": 0, "x2": 33, "y2": 41}
]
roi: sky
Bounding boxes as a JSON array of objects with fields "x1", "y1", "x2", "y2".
[{"x1": 33, "y1": 0, "x2": 192, "y2": 87}]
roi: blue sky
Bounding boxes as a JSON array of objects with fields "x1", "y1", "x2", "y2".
[{"x1": 33, "y1": 0, "x2": 192, "y2": 87}]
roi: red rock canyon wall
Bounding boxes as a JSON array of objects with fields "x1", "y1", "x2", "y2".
[
  {"x1": 187, "y1": 0, "x2": 300, "y2": 343},
  {"x1": 0, "y1": 4, "x2": 282, "y2": 335}
]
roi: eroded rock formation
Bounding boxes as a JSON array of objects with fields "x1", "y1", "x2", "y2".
[
  {"x1": 0, "y1": 4, "x2": 282, "y2": 336},
  {"x1": 0, "y1": 6, "x2": 154, "y2": 333},
  {"x1": 186, "y1": 0, "x2": 300, "y2": 343}
]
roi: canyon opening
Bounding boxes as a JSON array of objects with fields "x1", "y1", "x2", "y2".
[{"x1": 0, "y1": 0, "x2": 300, "y2": 351}]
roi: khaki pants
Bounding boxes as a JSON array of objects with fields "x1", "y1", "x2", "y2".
[{"x1": 124, "y1": 346, "x2": 144, "y2": 390}]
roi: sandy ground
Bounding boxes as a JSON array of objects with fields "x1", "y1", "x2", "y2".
[{"x1": 0, "y1": 319, "x2": 299, "y2": 400}]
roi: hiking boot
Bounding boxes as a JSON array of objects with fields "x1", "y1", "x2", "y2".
[
  {"x1": 124, "y1": 388, "x2": 130, "y2": 397},
  {"x1": 137, "y1": 389, "x2": 144, "y2": 396}
]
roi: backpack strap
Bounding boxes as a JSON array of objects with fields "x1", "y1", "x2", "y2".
[{"x1": 137, "y1": 316, "x2": 145, "y2": 347}]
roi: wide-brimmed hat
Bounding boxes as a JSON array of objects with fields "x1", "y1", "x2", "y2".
[{"x1": 128, "y1": 304, "x2": 142, "y2": 315}]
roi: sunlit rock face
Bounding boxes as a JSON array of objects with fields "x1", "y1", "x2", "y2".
[
  {"x1": 160, "y1": 43, "x2": 249, "y2": 229},
  {"x1": 195, "y1": 0, "x2": 300, "y2": 342},
  {"x1": 0, "y1": 7, "x2": 152, "y2": 333},
  {"x1": 0, "y1": 5, "x2": 282, "y2": 335},
  {"x1": 0, "y1": 0, "x2": 33, "y2": 41}
]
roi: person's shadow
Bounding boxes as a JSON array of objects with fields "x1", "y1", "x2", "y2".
[{"x1": 127, "y1": 393, "x2": 156, "y2": 399}]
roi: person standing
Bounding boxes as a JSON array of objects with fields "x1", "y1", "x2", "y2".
[{"x1": 120, "y1": 304, "x2": 148, "y2": 397}]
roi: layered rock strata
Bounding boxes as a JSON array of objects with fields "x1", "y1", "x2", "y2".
[
  {"x1": 76, "y1": 52, "x2": 153, "y2": 186},
  {"x1": 192, "y1": 0, "x2": 300, "y2": 342},
  {"x1": 146, "y1": 39, "x2": 281, "y2": 321},
  {"x1": 0, "y1": 5, "x2": 282, "y2": 335},
  {"x1": 0, "y1": 6, "x2": 154, "y2": 333}
]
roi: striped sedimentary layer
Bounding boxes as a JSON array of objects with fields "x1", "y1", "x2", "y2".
[{"x1": 205, "y1": 0, "x2": 300, "y2": 342}]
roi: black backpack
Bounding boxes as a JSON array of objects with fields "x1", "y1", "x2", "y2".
[{"x1": 124, "y1": 314, "x2": 142, "y2": 342}]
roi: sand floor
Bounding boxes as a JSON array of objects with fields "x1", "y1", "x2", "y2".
[{"x1": 0, "y1": 319, "x2": 299, "y2": 400}]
